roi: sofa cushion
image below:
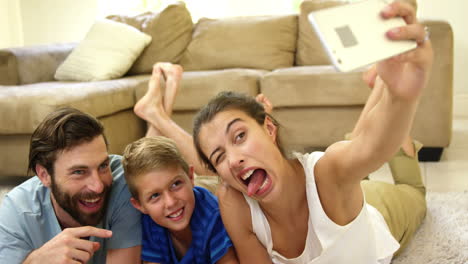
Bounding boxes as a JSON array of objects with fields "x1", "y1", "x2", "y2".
[
  {"x1": 0, "y1": 76, "x2": 149, "y2": 134},
  {"x1": 273, "y1": 107, "x2": 363, "y2": 148},
  {"x1": 180, "y1": 15, "x2": 297, "y2": 71},
  {"x1": 55, "y1": 19, "x2": 151, "y2": 81},
  {"x1": 0, "y1": 110, "x2": 146, "y2": 177},
  {"x1": 108, "y1": 1, "x2": 193, "y2": 75},
  {"x1": 0, "y1": 50, "x2": 19, "y2": 86},
  {"x1": 0, "y1": 135, "x2": 31, "y2": 177},
  {"x1": 136, "y1": 69, "x2": 266, "y2": 111},
  {"x1": 260, "y1": 66, "x2": 370, "y2": 107}
]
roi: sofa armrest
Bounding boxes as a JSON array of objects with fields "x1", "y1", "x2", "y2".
[
  {"x1": 412, "y1": 19, "x2": 453, "y2": 148},
  {"x1": 0, "y1": 43, "x2": 76, "y2": 85}
]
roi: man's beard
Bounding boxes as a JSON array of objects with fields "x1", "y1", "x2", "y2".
[{"x1": 50, "y1": 179, "x2": 112, "y2": 226}]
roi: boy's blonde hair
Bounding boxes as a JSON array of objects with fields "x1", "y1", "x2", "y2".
[{"x1": 122, "y1": 136, "x2": 189, "y2": 200}]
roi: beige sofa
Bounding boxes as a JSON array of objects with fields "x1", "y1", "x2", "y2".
[{"x1": 0, "y1": 1, "x2": 453, "y2": 178}]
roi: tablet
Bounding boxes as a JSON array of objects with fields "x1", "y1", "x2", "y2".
[{"x1": 308, "y1": 0, "x2": 417, "y2": 72}]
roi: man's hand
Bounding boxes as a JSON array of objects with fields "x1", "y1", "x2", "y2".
[
  {"x1": 23, "y1": 226, "x2": 112, "y2": 264},
  {"x1": 377, "y1": 1, "x2": 433, "y2": 101}
]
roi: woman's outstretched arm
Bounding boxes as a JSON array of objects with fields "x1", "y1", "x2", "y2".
[{"x1": 316, "y1": 0, "x2": 433, "y2": 225}]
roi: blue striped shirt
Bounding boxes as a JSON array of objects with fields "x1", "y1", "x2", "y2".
[{"x1": 141, "y1": 186, "x2": 233, "y2": 264}]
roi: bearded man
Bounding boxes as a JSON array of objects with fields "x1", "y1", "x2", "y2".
[{"x1": 0, "y1": 108, "x2": 141, "y2": 264}]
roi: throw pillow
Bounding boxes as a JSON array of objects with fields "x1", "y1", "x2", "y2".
[
  {"x1": 107, "y1": 1, "x2": 193, "y2": 74},
  {"x1": 55, "y1": 19, "x2": 151, "y2": 81},
  {"x1": 179, "y1": 15, "x2": 297, "y2": 71}
]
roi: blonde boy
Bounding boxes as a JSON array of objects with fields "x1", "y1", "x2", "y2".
[{"x1": 122, "y1": 136, "x2": 237, "y2": 264}]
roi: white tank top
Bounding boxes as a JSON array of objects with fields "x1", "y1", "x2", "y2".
[{"x1": 243, "y1": 152, "x2": 399, "y2": 264}]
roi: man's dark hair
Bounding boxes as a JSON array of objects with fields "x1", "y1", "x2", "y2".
[{"x1": 28, "y1": 107, "x2": 108, "y2": 176}]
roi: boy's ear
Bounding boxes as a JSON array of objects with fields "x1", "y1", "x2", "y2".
[
  {"x1": 187, "y1": 165, "x2": 195, "y2": 186},
  {"x1": 130, "y1": 197, "x2": 147, "y2": 214},
  {"x1": 36, "y1": 164, "x2": 52, "y2": 187},
  {"x1": 264, "y1": 116, "x2": 278, "y2": 142}
]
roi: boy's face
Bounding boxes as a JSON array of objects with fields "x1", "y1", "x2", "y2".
[{"x1": 131, "y1": 165, "x2": 195, "y2": 233}]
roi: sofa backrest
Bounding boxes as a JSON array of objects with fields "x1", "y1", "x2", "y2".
[
  {"x1": 179, "y1": 15, "x2": 298, "y2": 71},
  {"x1": 0, "y1": 43, "x2": 75, "y2": 85}
]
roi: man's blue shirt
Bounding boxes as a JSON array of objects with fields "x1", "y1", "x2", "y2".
[{"x1": 0, "y1": 155, "x2": 141, "y2": 264}]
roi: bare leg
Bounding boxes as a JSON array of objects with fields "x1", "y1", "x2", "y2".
[
  {"x1": 137, "y1": 63, "x2": 183, "y2": 137},
  {"x1": 145, "y1": 126, "x2": 162, "y2": 137},
  {"x1": 134, "y1": 63, "x2": 212, "y2": 175},
  {"x1": 157, "y1": 63, "x2": 183, "y2": 116},
  {"x1": 135, "y1": 66, "x2": 164, "y2": 137},
  {"x1": 135, "y1": 63, "x2": 278, "y2": 175},
  {"x1": 157, "y1": 64, "x2": 214, "y2": 175}
]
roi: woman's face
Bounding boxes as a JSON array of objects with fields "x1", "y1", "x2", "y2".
[{"x1": 198, "y1": 109, "x2": 285, "y2": 200}]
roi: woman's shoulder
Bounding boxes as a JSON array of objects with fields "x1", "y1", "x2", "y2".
[
  {"x1": 216, "y1": 184, "x2": 248, "y2": 211},
  {"x1": 216, "y1": 184, "x2": 252, "y2": 227}
]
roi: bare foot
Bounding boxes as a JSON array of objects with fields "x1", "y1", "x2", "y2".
[
  {"x1": 255, "y1": 93, "x2": 273, "y2": 114},
  {"x1": 155, "y1": 62, "x2": 183, "y2": 116},
  {"x1": 134, "y1": 66, "x2": 168, "y2": 132}
]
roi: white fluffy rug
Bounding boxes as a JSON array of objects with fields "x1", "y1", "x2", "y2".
[
  {"x1": 0, "y1": 187, "x2": 466, "y2": 263},
  {"x1": 392, "y1": 191, "x2": 468, "y2": 264}
]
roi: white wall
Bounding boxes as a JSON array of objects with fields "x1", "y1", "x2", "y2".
[
  {"x1": 19, "y1": 0, "x2": 98, "y2": 46},
  {"x1": 0, "y1": 0, "x2": 296, "y2": 48},
  {"x1": 6, "y1": 0, "x2": 98, "y2": 47},
  {"x1": 418, "y1": 0, "x2": 467, "y2": 95},
  {"x1": 96, "y1": 0, "x2": 163, "y2": 17},
  {"x1": 0, "y1": 0, "x2": 23, "y2": 48},
  {"x1": 184, "y1": 0, "x2": 298, "y2": 22}
]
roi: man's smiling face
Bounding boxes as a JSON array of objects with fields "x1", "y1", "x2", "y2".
[{"x1": 48, "y1": 135, "x2": 112, "y2": 226}]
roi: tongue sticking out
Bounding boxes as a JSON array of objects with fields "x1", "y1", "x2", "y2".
[{"x1": 247, "y1": 169, "x2": 266, "y2": 196}]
